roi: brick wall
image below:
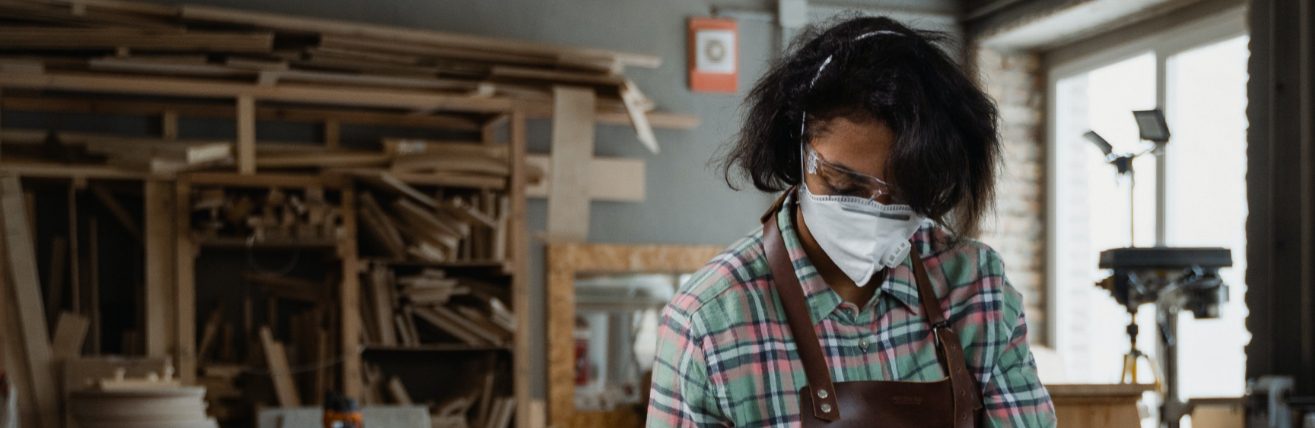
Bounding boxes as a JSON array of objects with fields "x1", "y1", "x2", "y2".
[{"x1": 968, "y1": 46, "x2": 1049, "y2": 344}]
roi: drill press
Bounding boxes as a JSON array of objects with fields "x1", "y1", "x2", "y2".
[{"x1": 1096, "y1": 246, "x2": 1232, "y2": 428}]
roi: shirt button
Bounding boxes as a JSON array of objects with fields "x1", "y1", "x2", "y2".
[{"x1": 858, "y1": 338, "x2": 870, "y2": 352}]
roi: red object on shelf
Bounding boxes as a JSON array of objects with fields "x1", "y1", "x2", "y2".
[{"x1": 688, "y1": 17, "x2": 739, "y2": 93}]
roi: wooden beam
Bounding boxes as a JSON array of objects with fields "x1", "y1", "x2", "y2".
[
  {"x1": 0, "y1": 71, "x2": 515, "y2": 113},
  {"x1": 177, "y1": 4, "x2": 661, "y2": 69},
  {"x1": 339, "y1": 185, "x2": 363, "y2": 399},
  {"x1": 87, "y1": 217, "x2": 101, "y2": 353},
  {"x1": 524, "y1": 155, "x2": 644, "y2": 202},
  {"x1": 1, "y1": 95, "x2": 484, "y2": 130},
  {"x1": 620, "y1": 80, "x2": 658, "y2": 153},
  {"x1": 42, "y1": 237, "x2": 66, "y2": 326},
  {"x1": 174, "y1": 179, "x2": 196, "y2": 383},
  {"x1": 236, "y1": 95, "x2": 255, "y2": 175},
  {"x1": 508, "y1": 109, "x2": 531, "y2": 428},
  {"x1": 259, "y1": 326, "x2": 301, "y2": 407},
  {"x1": 50, "y1": 311, "x2": 89, "y2": 360},
  {"x1": 490, "y1": 66, "x2": 624, "y2": 86},
  {"x1": 0, "y1": 174, "x2": 59, "y2": 428},
  {"x1": 0, "y1": 27, "x2": 273, "y2": 52},
  {"x1": 324, "y1": 119, "x2": 340, "y2": 149},
  {"x1": 162, "y1": 110, "x2": 178, "y2": 140},
  {"x1": 545, "y1": 86, "x2": 595, "y2": 242},
  {"x1": 65, "y1": 182, "x2": 80, "y2": 314},
  {"x1": 142, "y1": 180, "x2": 175, "y2": 361},
  {"x1": 89, "y1": 185, "x2": 143, "y2": 243}
]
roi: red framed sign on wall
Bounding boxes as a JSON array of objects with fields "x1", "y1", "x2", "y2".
[{"x1": 688, "y1": 17, "x2": 738, "y2": 93}]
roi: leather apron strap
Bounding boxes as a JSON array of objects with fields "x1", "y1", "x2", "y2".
[
  {"x1": 911, "y1": 244, "x2": 984, "y2": 427},
  {"x1": 763, "y1": 207, "x2": 842, "y2": 421},
  {"x1": 762, "y1": 192, "x2": 982, "y2": 426}
]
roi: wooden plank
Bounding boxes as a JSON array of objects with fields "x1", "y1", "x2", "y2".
[
  {"x1": 65, "y1": 182, "x2": 79, "y2": 314},
  {"x1": 620, "y1": 79, "x2": 658, "y2": 153},
  {"x1": 313, "y1": 328, "x2": 329, "y2": 405},
  {"x1": 0, "y1": 27, "x2": 273, "y2": 52},
  {"x1": 386, "y1": 377, "x2": 412, "y2": 405},
  {"x1": 490, "y1": 66, "x2": 624, "y2": 86},
  {"x1": 142, "y1": 180, "x2": 175, "y2": 361},
  {"x1": 339, "y1": 185, "x2": 363, "y2": 399},
  {"x1": 0, "y1": 174, "x2": 59, "y2": 428},
  {"x1": 161, "y1": 110, "x2": 178, "y2": 140},
  {"x1": 411, "y1": 306, "x2": 485, "y2": 345},
  {"x1": 508, "y1": 109, "x2": 531, "y2": 428},
  {"x1": 257, "y1": 150, "x2": 389, "y2": 169},
  {"x1": 323, "y1": 119, "x2": 340, "y2": 150},
  {"x1": 545, "y1": 86, "x2": 595, "y2": 242},
  {"x1": 173, "y1": 179, "x2": 196, "y2": 383},
  {"x1": 369, "y1": 263, "x2": 396, "y2": 346},
  {"x1": 524, "y1": 155, "x2": 645, "y2": 202},
  {"x1": 236, "y1": 95, "x2": 256, "y2": 175},
  {"x1": 42, "y1": 236, "x2": 66, "y2": 325},
  {"x1": 258, "y1": 326, "x2": 301, "y2": 407},
  {"x1": 87, "y1": 216, "x2": 100, "y2": 353},
  {"x1": 178, "y1": 4, "x2": 661, "y2": 68},
  {"x1": 0, "y1": 71, "x2": 515, "y2": 113},
  {"x1": 50, "y1": 311, "x2": 89, "y2": 360},
  {"x1": 2, "y1": 95, "x2": 484, "y2": 130},
  {"x1": 196, "y1": 306, "x2": 222, "y2": 362},
  {"x1": 90, "y1": 185, "x2": 143, "y2": 243}
]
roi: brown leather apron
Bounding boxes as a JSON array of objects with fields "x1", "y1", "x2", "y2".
[{"x1": 760, "y1": 193, "x2": 982, "y2": 427}]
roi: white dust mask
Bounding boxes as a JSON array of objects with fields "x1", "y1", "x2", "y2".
[{"x1": 798, "y1": 183, "x2": 925, "y2": 286}]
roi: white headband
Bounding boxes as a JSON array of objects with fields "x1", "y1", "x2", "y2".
[{"x1": 800, "y1": 29, "x2": 905, "y2": 139}]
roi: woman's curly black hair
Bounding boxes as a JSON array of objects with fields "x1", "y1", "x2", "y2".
[{"x1": 720, "y1": 16, "x2": 1001, "y2": 239}]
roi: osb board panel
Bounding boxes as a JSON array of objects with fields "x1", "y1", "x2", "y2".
[
  {"x1": 570, "y1": 408, "x2": 643, "y2": 428},
  {"x1": 1054, "y1": 402, "x2": 1140, "y2": 428},
  {"x1": 545, "y1": 243, "x2": 723, "y2": 428}
]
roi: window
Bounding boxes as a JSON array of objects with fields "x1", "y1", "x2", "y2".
[{"x1": 1046, "y1": 9, "x2": 1249, "y2": 404}]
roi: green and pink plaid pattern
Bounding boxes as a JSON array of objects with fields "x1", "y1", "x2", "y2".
[{"x1": 647, "y1": 198, "x2": 1056, "y2": 427}]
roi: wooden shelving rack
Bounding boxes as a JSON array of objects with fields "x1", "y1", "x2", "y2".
[{"x1": 0, "y1": 0, "x2": 697, "y2": 427}]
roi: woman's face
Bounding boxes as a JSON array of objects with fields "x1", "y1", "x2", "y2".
[{"x1": 803, "y1": 115, "x2": 897, "y2": 203}]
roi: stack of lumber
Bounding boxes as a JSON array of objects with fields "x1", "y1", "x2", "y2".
[
  {"x1": 191, "y1": 185, "x2": 341, "y2": 242},
  {"x1": 382, "y1": 138, "x2": 513, "y2": 189},
  {"x1": 196, "y1": 364, "x2": 243, "y2": 422},
  {"x1": 0, "y1": 0, "x2": 677, "y2": 153},
  {"x1": 68, "y1": 370, "x2": 219, "y2": 428},
  {"x1": 361, "y1": 263, "x2": 514, "y2": 348},
  {"x1": 0, "y1": 129, "x2": 233, "y2": 173},
  {"x1": 356, "y1": 184, "x2": 508, "y2": 263}
]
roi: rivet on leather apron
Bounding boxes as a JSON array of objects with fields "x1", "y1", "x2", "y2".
[{"x1": 760, "y1": 190, "x2": 984, "y2": 427}]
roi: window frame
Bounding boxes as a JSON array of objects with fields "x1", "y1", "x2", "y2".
[{"x1": 1042, "y1": 6, "x2": 1247, "y2": 350}]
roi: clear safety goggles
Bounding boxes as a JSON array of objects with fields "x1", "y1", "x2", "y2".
[{"x1": 802, "y1": 143, "x2": 896, "y2": 201}]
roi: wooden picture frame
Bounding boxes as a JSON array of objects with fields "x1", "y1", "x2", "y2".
[{"x1": 546, "y1": 243, "x2": 723, "y2": 428}]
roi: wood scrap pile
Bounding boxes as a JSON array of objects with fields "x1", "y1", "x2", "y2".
[
  {"x1": 357, "y1": 367, "x2": 514, "y2": 428},
  {"x1": 68, "y1": 369, "x2": 219, "y2": 428},
  {"x1": 360, "y1": 263, "x2": 514, "y2": 348},
  {"x1": 0, "y1": 0, "x2": 675, "y2": 154},
  {"x1": 190, "y1": 185, "x2": 341, "y2": 242},
  {"x1": 356, "y1": 183, "x2": 508, "y2": 263}
]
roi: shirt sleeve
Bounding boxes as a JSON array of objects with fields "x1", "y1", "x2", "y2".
[
  {"x1": 646, "y1": 303, "x2": 729, "y2": 428},
  {"x1": 982, "y1": 308, "x2": 1058, "y2": 427}
]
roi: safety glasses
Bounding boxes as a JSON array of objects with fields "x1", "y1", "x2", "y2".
[{"x1": 803, "y1": 143, "x2": 896, "y2": 201}]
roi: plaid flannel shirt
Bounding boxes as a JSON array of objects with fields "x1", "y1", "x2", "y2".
[{"x1": 647, "y1": 196, "x2": 1056, "y2": 427}]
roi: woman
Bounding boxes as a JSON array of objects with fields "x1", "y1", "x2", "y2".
[{"x1": 647, "y1": 16, "x2": 1056, "y2": 427}]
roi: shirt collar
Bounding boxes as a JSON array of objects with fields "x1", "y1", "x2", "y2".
[{"x1": 773, "y1": 192, "x2": 932, "y2": 324}]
